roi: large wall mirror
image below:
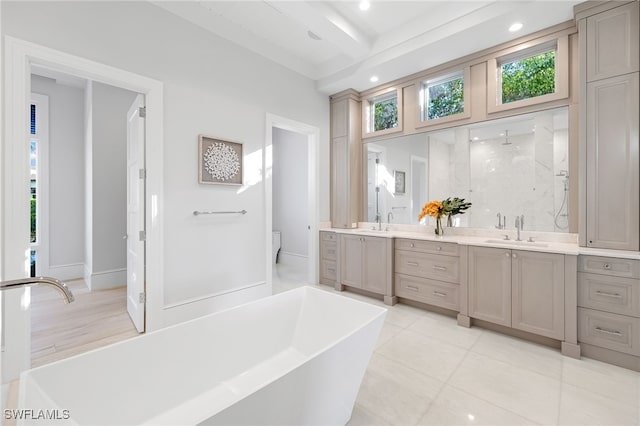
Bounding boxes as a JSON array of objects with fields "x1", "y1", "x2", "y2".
[{"x1": 365, "y1": 107, "x2": 571, "y2": 232}]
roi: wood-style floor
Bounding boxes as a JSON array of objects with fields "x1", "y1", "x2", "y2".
[{"x1": 31, "y1": 279, "x2": 139, "y2": 368}]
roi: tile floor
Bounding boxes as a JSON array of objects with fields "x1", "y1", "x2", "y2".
[{"x1": 273, "y1": 262, "x2": 640, "y2": 426}]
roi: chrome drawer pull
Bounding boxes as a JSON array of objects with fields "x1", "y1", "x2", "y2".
[
  {"x1": 436, "y1": 246, "x2": 442, "y2": 251},
  {"x1": 595, "y1": 327, "x2": 622, "y2": 337},
  {"x1": 603, "y1": 263, "x2": 611, "y2": 270},
  {"x1": 595, "y1": 291, "x2": 622, "y2": 299},
  {"x1": 407, "y1": 261, "x2": 419, "y2": 267},
  {"x1": 432, "y1": 291, "x2": 447, "y2": 297},
  {"x1": 432, "y1": 265, "x2": 447, "y2": 271},
  {"x1": 410, "y1": 243, "x2": 415, "y2": 248},
  {"x1": 407, "y1": 285, "x2": 419, "y2": 291}
]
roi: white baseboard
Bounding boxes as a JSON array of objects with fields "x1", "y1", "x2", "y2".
[
  {"x1": 162, "y1": 281, "x2": 270, "y2": 327},
  {"x1": 87, "y1": 268, "x2": 126, "y2": 290},
  {"x1": 277, "y1": 252, "x2": 308, "y2": 268},
  {"x1": 48, "y1": 263, "x2": 85, "y2": 281}
]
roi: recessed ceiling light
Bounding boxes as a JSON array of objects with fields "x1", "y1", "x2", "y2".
[
  {"x1": 369, "y1": 75, "x2": 379, "y2": 83},
  {"x1": 359, "y1": 0, "x2": 370, "y2": 11},
  {"x1": 509, "y1": 22, "x2": 523, "y2": 32}
]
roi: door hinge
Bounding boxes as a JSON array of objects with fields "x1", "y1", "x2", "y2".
[
  {"x1": 138, "y1": 106, "x2": 146, "y2": 118},
  {"x1": 139, "y1": 169, "x2": 146, "y2": 179},
  {"x1": 139, "y1": 292, "x2": 146, "y2": 304},
  {"x1": 139, "y1": 230, "x2": 146, "y2": 241}
]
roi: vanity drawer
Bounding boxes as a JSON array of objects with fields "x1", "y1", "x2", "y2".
[
  {"x1": 578, "y1": 255, "x2": 640, "y2": 279},
  {"x1": 321, "y1": 241, "x2": 337, "y2": 261},
  {"x1": 320, "y1": 231, "x2": 337, "y2": 242},
  {"x1": 395, "y1": 274, "x2": 459, "y2": 311},
  {"x1": 578, "y1": 272, "x2": 640, "y2": 317},
  {"x1": 320, "y1": 260, "x2": 337, "y2": 281},
  {"x1": 395, "y1": 250, "x2": 459, "y2": 283},
  {"x1": 395, "y1": 238, "x2": 459, "y2": 256},
  {"x1": 578, "y1": 308, "x2": 640, "y2": 356}
]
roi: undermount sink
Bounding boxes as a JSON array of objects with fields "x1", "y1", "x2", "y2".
[
  {"x1": 484, "y1": 239, "x2": 549, "y2": 248},
  {"x1": 355, "y1": 228, "x2": 389, "y2": 233}
]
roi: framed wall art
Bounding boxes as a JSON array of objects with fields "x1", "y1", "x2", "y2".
[{"x1": 198, "y1": 135, "x2": 243, "y2": 185}]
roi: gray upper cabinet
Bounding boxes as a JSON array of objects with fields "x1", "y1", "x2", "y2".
[
  {"x1": 586, "y1": 2, "x2": 639, "y2": 82},
  {"x1": 330, "y1": 92, "x2": 361, "y2": 229},
  {"x1": 468, "y1": 246, "x2": 512, "y2": 327},
  {"x1": 512, "y1": 250, "x2": 565, "y2": 340},
  {"x1": 579, "y1": 1, "x2": 640, "y2": 251},
  {"x1": 585, "y1": 73, "x2": 640, "y2": 250}
]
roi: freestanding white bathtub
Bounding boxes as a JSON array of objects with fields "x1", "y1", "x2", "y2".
[{"x1": 18, "y1": 286, "x2": 386, "y2": 425}]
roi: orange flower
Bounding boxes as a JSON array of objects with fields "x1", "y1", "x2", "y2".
[{"x1": 418, "y1": 200, "x2": 443, "y2": 221}]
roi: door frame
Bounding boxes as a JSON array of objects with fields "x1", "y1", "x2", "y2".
[
  {"x1": 265, "y1": 114, "x2": 320, "y2": 287},
  {"x1": 1, "y1": 37, "x2": 164, "y2": 382}
]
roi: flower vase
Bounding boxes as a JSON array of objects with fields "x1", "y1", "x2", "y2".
[
  {"x1": 447, "y1": 214, "x2": 453, "y2": 227},
  {"x1": 435, "y1": 217, "x2": 444, "y2": 236}
]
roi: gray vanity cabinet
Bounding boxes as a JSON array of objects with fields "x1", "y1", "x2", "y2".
[
  {"x1": 469, "y1": 246, "x2": 565, "y2": 340},
  {"x1": 578, "y1": 1, "x2": 640, "y2": 251},
  {"x1": 468, "y1": 246, "x2": 512, "y2": 327},
  {"x1": 512, "y1": 250, "x2": 565, "y2": 340},
  {"x1": 338, "y1": 234, "x2": 393, "y2": 302},
  {"x1": 319, "y1": 231, "x2": 338, "y2": 286}
]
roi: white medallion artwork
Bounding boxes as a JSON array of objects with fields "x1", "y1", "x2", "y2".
[{"x1": 198, "y1": 135, "x2": 243, "y2": 185}]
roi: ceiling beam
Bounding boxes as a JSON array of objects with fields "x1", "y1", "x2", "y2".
[{"x1": 266, "y1": 1, "x2": 371, "y2": 60}]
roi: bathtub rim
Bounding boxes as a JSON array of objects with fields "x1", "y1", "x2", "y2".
[{"x1": 19, "y1": 286, "x2": 387, "y2": 425}]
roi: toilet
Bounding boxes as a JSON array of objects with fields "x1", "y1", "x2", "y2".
[{"x1": 272, "y1": 231, "x2": 281, "y2": 264}]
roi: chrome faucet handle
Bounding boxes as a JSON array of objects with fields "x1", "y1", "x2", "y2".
[
  {"x1": 503, "y1": 234, "x2": 510, "y2": 241},
  {"x1": 527, "y1": 236, "x2": 535, "y2": 243},
  {"x1": 520, "y1": 215, "x2": 524, "y2": 230}
]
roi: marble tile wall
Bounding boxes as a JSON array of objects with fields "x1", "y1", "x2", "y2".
[{"x1": 429, "y1": 121, "x2": 567, "y2": 232}]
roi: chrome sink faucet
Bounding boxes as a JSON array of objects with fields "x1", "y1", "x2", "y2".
[
  {"x1": 0, "y1": 277, "x2": 74, "y2": 303},
  {"x1": 515, "y1": 215, "x2": 525, "y2": 241},
  {"x1": 495, "y1": 213, "x2": 506, "y2": 230},
  {"x1": 386, "y1": 211, "x2": 394, "y2": 231}
]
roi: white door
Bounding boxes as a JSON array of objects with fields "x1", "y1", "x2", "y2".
[{"x1": 126, "y1": 95, "x2": 146, "y2": 333}]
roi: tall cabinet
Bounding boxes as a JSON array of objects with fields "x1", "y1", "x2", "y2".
[
  {"x1": 330, "y1": 90, "x2": 362, "y2": 229},
  {"x1": 577, "y1": 1, "x2": 640, "y2": 251}
]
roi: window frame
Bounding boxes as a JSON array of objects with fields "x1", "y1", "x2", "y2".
[
  {"x1": 487, "y1": 35, "x2": 569, "y2": 113},
  {"x1": 362, "y1": 86, "x2": 403, "y2": 139},
  {"x1": 416, "y1": 67, "x2": 471, "y2": 129}
]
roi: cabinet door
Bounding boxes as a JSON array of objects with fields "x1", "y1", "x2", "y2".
[
  {"x1": 468, "y1": 246, "x2": 512, "y2": 327},
  {"x1": 512, "y1": 250, "x2": 565, "y2": 340},
  {"x1": 340, "y1": 235, "x2": 363, "y2": 288},
  {"x1": 331, "y1": 136, "x2": 350, "y2": 228},
  {"x1": 586, "y1": 2, "x2": 639, "y2": 82},
  {"x1": 586, "y1": 73, "x2": 640, "y2": 250},
  {"x1": 362, "y1": 237, "x2": 388, "y2": 294}
]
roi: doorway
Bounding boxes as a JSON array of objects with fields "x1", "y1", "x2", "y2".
[
  {"x1": 2, "y1": 37, "x2": 164, "y2": 383},
  {"x1": 271, "y1": 128, "x2": 309, "y2": 293},
  {"x1": 27, "y1": 69, "x2": 142, "y2": 363},
  {"x1": 265, "y1": 114, "x2": 319, "y2": 294}
]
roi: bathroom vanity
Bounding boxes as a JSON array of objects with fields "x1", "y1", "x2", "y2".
[
  {"x1": 324, "y1": 1, "x2": 639, "y2": 372},
  {"x1": 320, "y1": 227, "x2": 640, "y2": 371}
]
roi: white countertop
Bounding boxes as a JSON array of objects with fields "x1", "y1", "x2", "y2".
[{"x1": 321, "y1": 226, "x2": 640, "y2": 260}]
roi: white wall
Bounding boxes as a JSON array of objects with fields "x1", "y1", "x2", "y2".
[
  {"x1": 1, "y1": 1, "x2": 330, "y2": 321},
  {"x1": 30, "y1": 75, "x2": 85, "y2": 280},
  {"x1": 272, "y1": 128, "x2": 308, "y2": 263},
  {"x1": 88, "y1": 81, "x2": 137, "y2": 289}
]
